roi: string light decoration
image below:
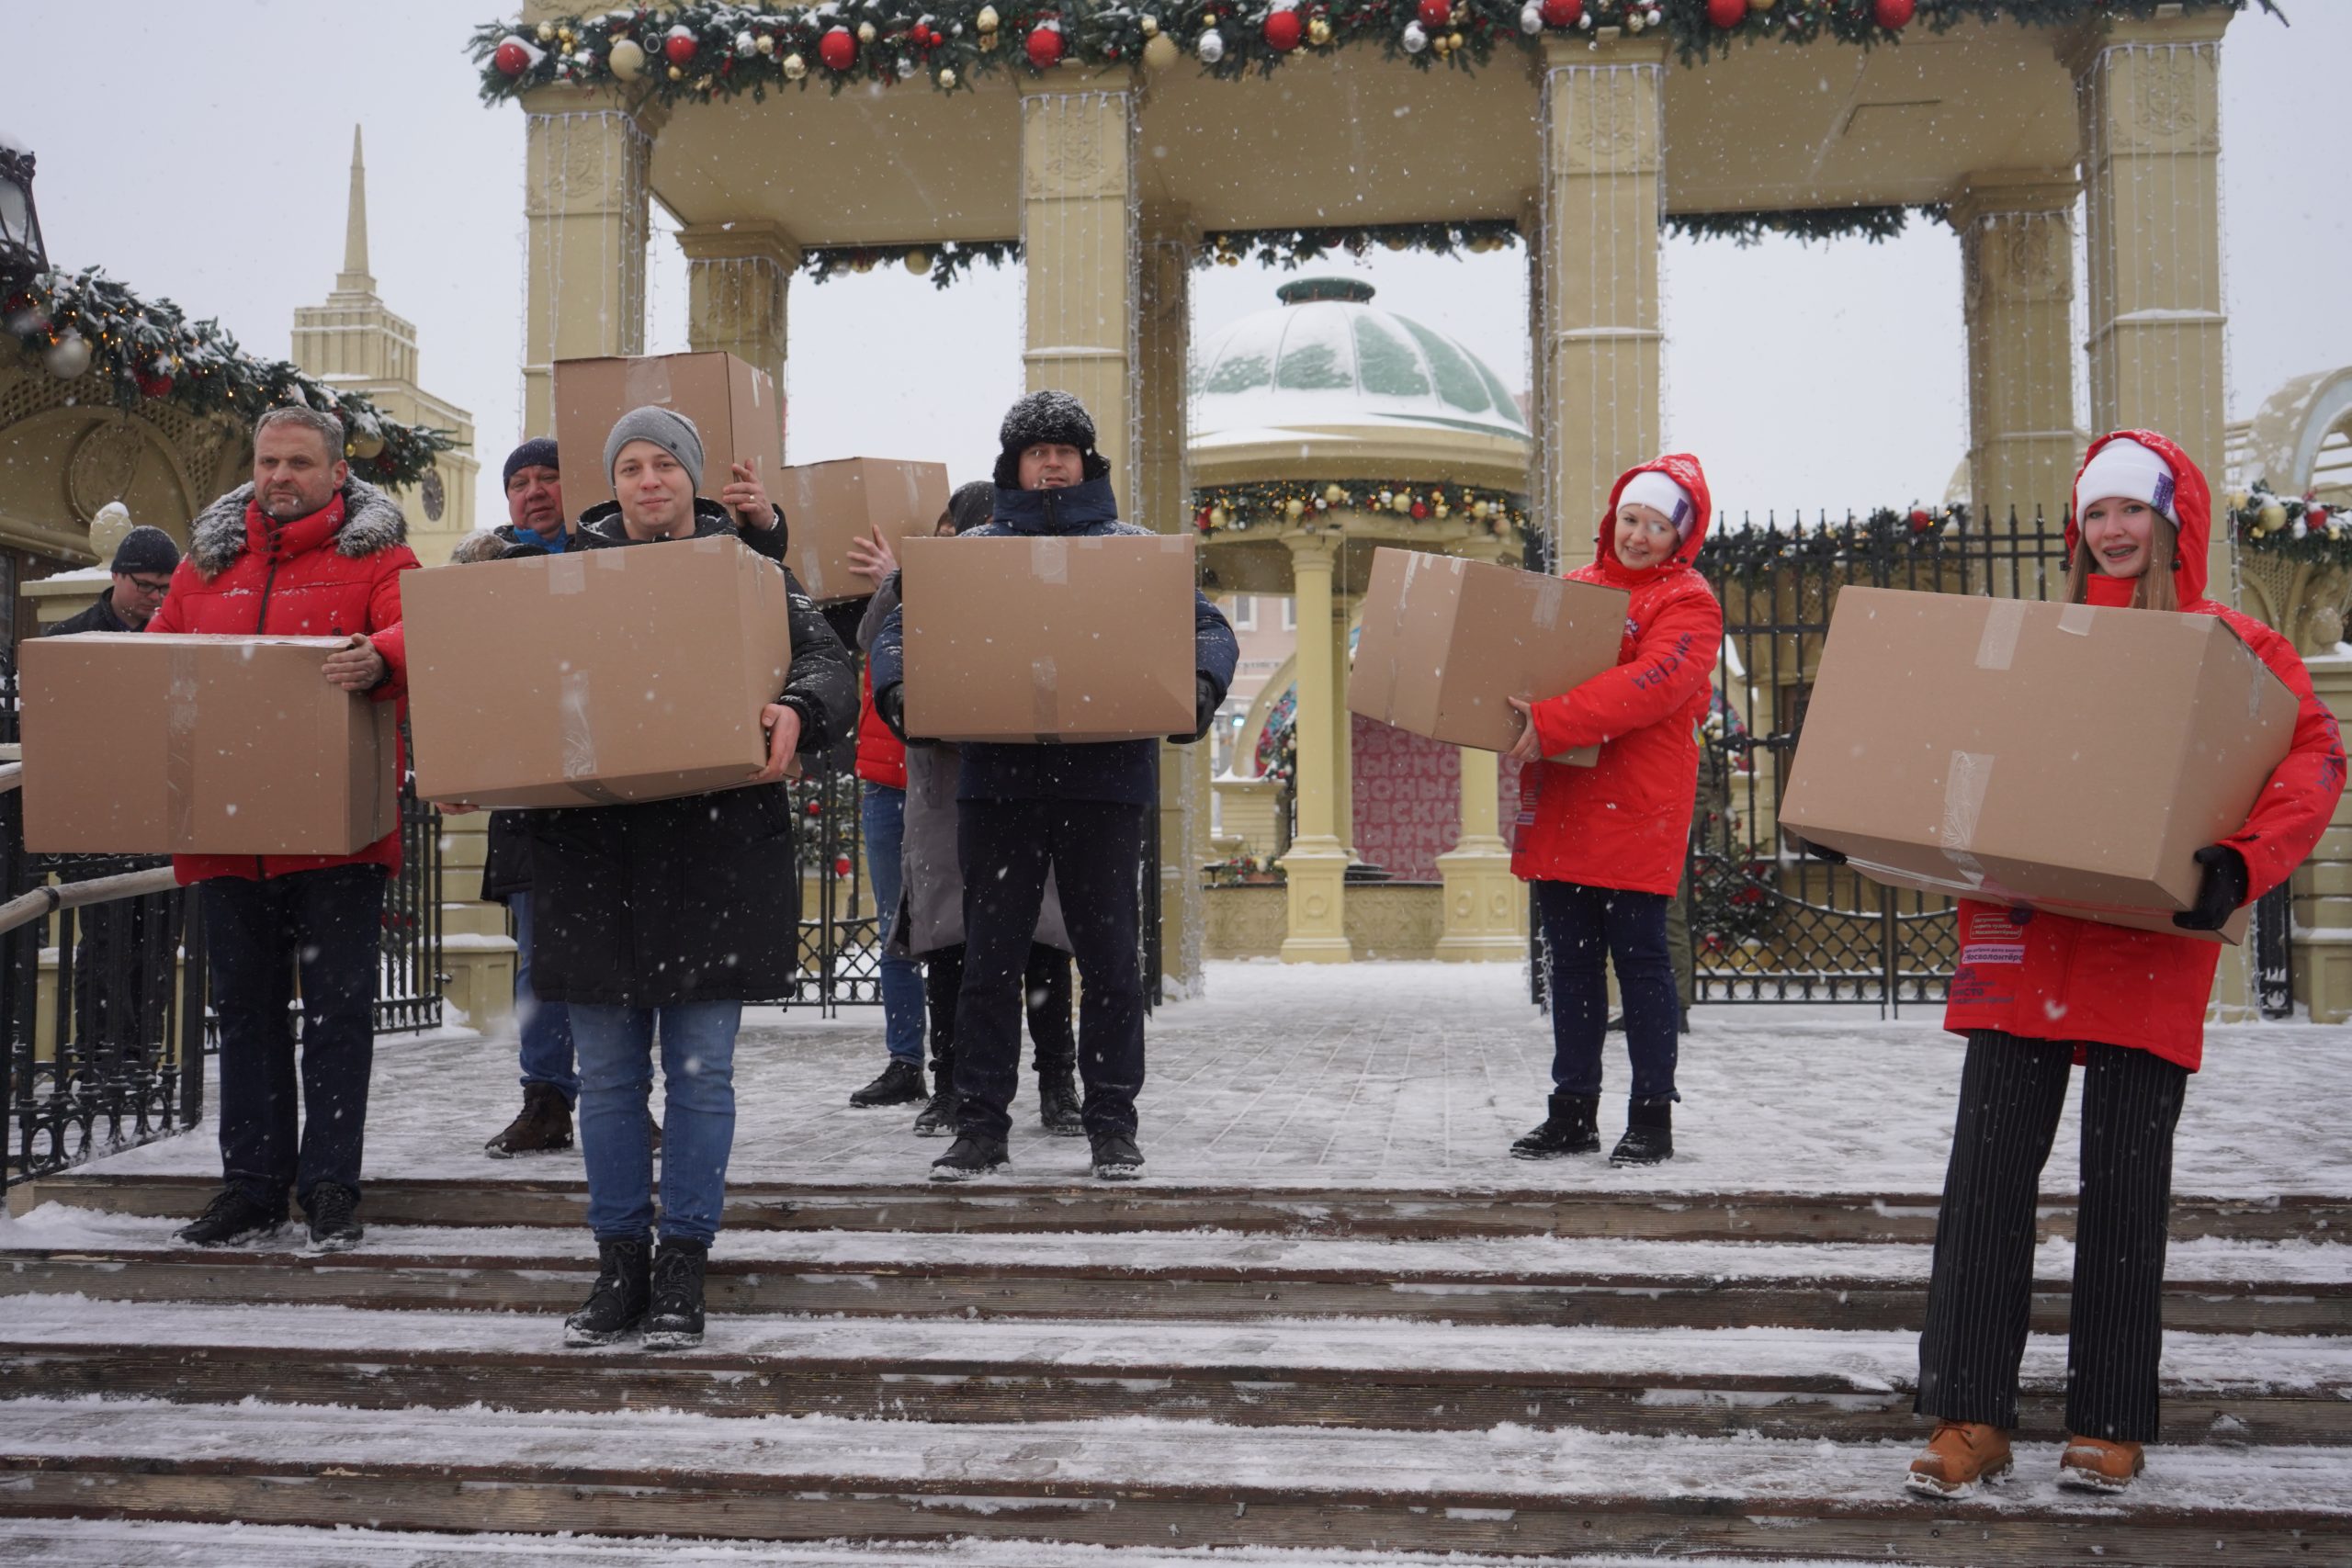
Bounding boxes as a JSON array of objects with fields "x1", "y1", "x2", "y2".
[
  {"x1": 2230, "y1": 482, "x2": 2352, "y2": 565},
  {"x1": 1190, "y1": 479, "x2": 1533, "y2": 536},
  {"x1": 470, "y1": 3, "x2": 2275, "y2": 103},
  {"x1": 1698, "y1": 504, "x2": 1969, "y2": 582},
  {"x1": 3, "y1": 268, "x2": 455, "y2": 486}
]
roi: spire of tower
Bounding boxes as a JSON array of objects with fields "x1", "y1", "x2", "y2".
[{"x1": 337, "y1": 125, "x2": 374, "y2": 293}]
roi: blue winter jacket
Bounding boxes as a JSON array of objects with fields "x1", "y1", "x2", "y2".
[{"x1": 870, "y1": 475, "x2": 1238, "y2": 807}]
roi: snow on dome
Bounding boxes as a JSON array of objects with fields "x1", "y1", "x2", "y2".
[
  {"x1": 0, "y1": 130, "x2": 28, "y2": 158},
  {"x1": 1191, "y1": 279, "x2": 1528, "y2": 446}
]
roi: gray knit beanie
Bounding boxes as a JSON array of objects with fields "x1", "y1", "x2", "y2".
[{"x1": 603, "y1": 406, "x2": 705, "y2": 487}]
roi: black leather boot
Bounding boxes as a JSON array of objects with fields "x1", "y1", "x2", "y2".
[
  {"x1": 1510, "y1": 1093, "x2": 1601, "y2": 1160},
  {"x1": 564, "y1": 1236, "x2": 652, "y2": 1347},
  {"x1": 1610, "y1": 1096, "x2": 1675, "y2": 1167}
]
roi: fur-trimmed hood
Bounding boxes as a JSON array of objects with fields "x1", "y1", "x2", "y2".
[{"x1": 187, "y1": 478, "x2": 410, "y2": 580}]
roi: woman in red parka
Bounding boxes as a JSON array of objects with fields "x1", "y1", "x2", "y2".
[
  {"x1": 1902, "y1": 432, "x2": 2346, "y2": 1499},
  {"x1": 1506, "y1": 455, "x2": 1723, "y2": 1168}
]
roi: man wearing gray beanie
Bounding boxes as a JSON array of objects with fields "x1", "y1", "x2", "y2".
[
  {"x1": 580, "y1": 405, "x2": 786, "y2": 549},
  {"x1": 47, "y1": 525, "x2": 183, "y2": 637}
]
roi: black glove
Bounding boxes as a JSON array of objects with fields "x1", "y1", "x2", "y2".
[
  {"x1": 875, "y1": 682, "x2": 909, "y2": 744},
  {"x1": 1788, "y1": 832, "x2": 1848, "y2": 866},
  {"x1": 2174, "y1": 844, "x2": 2249, "y2": 932},
  {"x1": 1172, "y1": 674, "x2": 1218, "y2": 745}
]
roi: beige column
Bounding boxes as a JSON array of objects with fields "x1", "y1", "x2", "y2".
[
  {"x1": 1019, "y1": 79, "x2": 1138, "y2": 479},
  {"x1": 1536, "y1": 35, "x2": 1668, "y2": 574},
  {"x1": 2064, "y1": 11, "x2": 2233, "y2": 597},
  {"x1": 437, "y1": 812, "x2": 516, "y2": 1033},
  {"x1": 1140, "y1": 219, "x2": 1207, "y2": 994},
  {"x1": 2295, "y1": 658, "x2": 2352, "y2": 1023},
  {"x1": 1281, "y1": 537, "x2": 1351, "y2": 962},
  {"x1": 521, "y1": 97, "x2": 659, "y2": 435},
  {"x1": 1330, "y1": 585, "x2": 1357, "y2": 861},
  {"x1": 676, "y1": 221, "x2": 799, "y2": 434},
  {"x1": 1952, "y1": 171, "x2": 2082, "y2": 554},
  {"x1": 1435, "y1": 746, "x2": 1525, "y2": 962}
]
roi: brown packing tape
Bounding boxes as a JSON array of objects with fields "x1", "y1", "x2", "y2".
[
  {"x1": 1033, "y1": 656, "x2": 1060, "y2": 744},
  {"x1": 622, "y1": 357, "x2": 675, "y2": 407},
  {"x1": 164, "y1": 646, "x2": 201, "y2": 850}
]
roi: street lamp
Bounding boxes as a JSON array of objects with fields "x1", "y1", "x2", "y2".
[{"x1": 0, "y1": 142, "x2": 48, "y2": 284}]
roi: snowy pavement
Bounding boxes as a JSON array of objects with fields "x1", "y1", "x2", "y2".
[{"x1": 51, "y1": 960, "x2": 2352, "y2": 1198}]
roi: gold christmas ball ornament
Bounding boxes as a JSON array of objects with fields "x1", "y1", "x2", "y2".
[
  {"x1": 667, "y1": 62, "x2": 684, "y2": 78},
  {"x1": 608, "y1": 36, "x2": 647, "y2": 78},
  {"x1": 1471, "y1": 500, "x2": 1491, "y2": 520},
  {"x1": 1324, "y1": 484, "x2": 1347, "y2": 506},
  {"x1": 1142, "y1": 31, "x2": 1178, "y2": 68},
  {"x1": 977, "y1": 5, "x2": 1001, "y2": 30},
  {"x1": 783, "y1": 51, "x2": 807, "y2": 77},
  {"x1": 1434, "y1": 502, "x2": 1449, "y2": 519},
  {"x1": 1140, "y1": 13, "x2": 1159, "y2": 35},
  {"x1": 1391, "y1": 493, "x2": 1412, "y2": 515},
  {"x1": 2259, "y1": 500, "x2": 2290, "y2": 534},
  {"x1": 1210, "y1": 505, "x2": 1230, "y2": 528},
  {"x1": 905, "y1": 249, "x2": 934, "y2": 275},
  {"x1": 349, "y1": 429, "x2": 386, "y2": 460},
  {"x1": 1748, "y1": 0, "x2": 1775, "y2": 10},
  {"x1": 1307, "y1": 16, "x2": 1331, "y2": 43},
  {"x1": 937, "y1": 65, "x2": 957, "y2": 85},
  {"x1": 857, "y1": 21, "x2": 877, "y2": 42},
  {"x1": 1447, "y1": 30, "x2": 1464, "y2": 50},
  {"x1": 755, "y1": 32, "x2": 775, "y2": 53},
  {"x1": 2227, "y1": 490, "x2": 2250, "y2": 513},
  {"x1": 1285, "y1": 498, "x2": 1306, "y2": 521},
  {"x1": 537, "y1": 19, "x2": 557, "y2": 41}
]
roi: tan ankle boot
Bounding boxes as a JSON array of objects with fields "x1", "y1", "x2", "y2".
[
  {"x1": 2059, "y1": 1436, "x2": 2145, "y2": 1493},
  {"x1": 1905, "y1": 1420, "x2": 2014, "y2": 1497}
]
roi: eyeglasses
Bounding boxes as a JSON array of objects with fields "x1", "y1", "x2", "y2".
[{"x1": 124, "y1": 576, "x2": 173, "y2": 596}]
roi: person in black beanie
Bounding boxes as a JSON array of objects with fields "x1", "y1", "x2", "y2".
[
  {"x1": 47, "y1": 526, "x2": 182, "y2": 637},
  {"x1": 492, "y1": 436, "x2": 570, "y2": 555},
  {"x1": 868, "y1": 389, "x2": 1238, "y2": 1183}
]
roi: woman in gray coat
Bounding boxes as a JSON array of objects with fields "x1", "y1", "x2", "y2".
[{"x1": 858, "y1": 484, "x2": 1080, "y2": 1137}]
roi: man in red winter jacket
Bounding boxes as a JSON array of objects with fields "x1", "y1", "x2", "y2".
[{"x1": 156, "y1": 407, "x2": 420, "y2": 1254}]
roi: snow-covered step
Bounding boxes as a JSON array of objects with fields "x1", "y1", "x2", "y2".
[
  {"x1": 6, "y1": 1297, "x2": 2343, "y2": 1447},
  {"x1": 6, "y1": 1205, "x2": 2347, "y2": 1333},
  {"x1": 0, "y1": 1517, "x2": 1950, "y2": 1568},
  {"x1": 2, "y1": 1396, "x2": 2343, "y2": 1563},
  {"x1": 28, "y1": 1169, "x2": 2346, "y2": 1244}
]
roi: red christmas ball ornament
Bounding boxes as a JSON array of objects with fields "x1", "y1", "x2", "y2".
[
  {"x1": 1907, "y1": 507, "x2": 1934, "y2": 533},
  {"x1": 663, "y1": 30, "x2": 697, "y2": 65},
  {"x1": 1416, "y1": 0, "x2": 1451, "y2": 30},
  {"x1": 805, "y1": 798, "x2": 823, "y2": 817},
  {"x1": 1025, "y1": 22, "x2": 1065, "y2": 68},
  {"x1": 1539, "y1": 0, "x2": 1581, "y2": 27},
  {"x1": 2312, "y1": 507, "x2": 2333, "y2": 532},
  {"x1": 135, "y1": 370, "x2": 173, "y2": 399},
  {"x1": 1873, "y1": 0, "x2": 1916, "y2": 28},
  {"x1": 1706, "y1": 0, "x2": 1747, "y2": 28},
  {"x1": 819, "y1": 26, "x2": 857, "y2": 69},
  {"x1": 1263, "y1": 8, "x2": 1304, "y2": 51},
  {"x1": 492, "y1": 38, "x2": 533, "y2": 76},
  {"x1": 1409, "y1": 502, "x2": 1429, "y2": 521},
  {"x1": 832, "y1": 856, "x2": 854, "y2": 877}
]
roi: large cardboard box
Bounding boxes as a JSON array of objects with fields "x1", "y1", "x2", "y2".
[
  {"x1": 19, "y1": 634, "x2": 399, "y2": 856},
  {"x1": 899, "y1": 534, "x2": 1197, "y2": 743},
  {"x1": 1778, "y1": 586, "x2": 2300, "y2": 944},
  {"x1": 779, "y1": 457, "x2": 952, "y2": 604},
  {"x1": 554, "y1": 351, "x2": 781, "y2": 515},
  {"x1": 1348, "y1": 547, "x2": 1631, "y2": 767},
  {"x1": 403, "y1": 535, "x2": 795, "y2": 808}
]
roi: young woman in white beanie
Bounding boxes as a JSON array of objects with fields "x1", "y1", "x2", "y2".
[
  {"x1": 1504, "y1": 455, "x2": 1723, "y2": 1167},
  {"x1": 1894, "y1": 431, "x2": 2345, "y2": 1497}
]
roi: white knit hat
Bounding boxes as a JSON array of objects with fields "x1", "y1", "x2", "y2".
[
  {"x1": 2075, "y1": 437, "x2": 2177, "y2": 525},
  {"x1": 1619, "y1": 471, "x2": 1696, "y2": 539}
]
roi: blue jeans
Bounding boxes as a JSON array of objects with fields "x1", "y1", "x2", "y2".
[
  {"x1": 510, "y1": 892, "x2": 577, "y2": 1102},
  {"x1": 1535, "y1": 879, "x2": 1679, "y2": 1102},
  {"x1": 571, "y1": 1000, "x2": 742, "y2": 1246},
  {"x1": 860, "y1": 783, "x2": 925, "y2": 1065}
]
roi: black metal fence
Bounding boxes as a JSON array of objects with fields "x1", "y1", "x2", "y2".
[{"x1": 787, "y1": 754, "x2": 883, "y2": 1012}]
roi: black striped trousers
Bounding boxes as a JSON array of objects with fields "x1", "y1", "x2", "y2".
[{"x1": 1915, "y1": 1030, "x2": 2188, "y2": 1442}]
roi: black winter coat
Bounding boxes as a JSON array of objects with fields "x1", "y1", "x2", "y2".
[
  {"x1": 44, "y1": 592, "x2": 136, "y2": 637},
  {"x1": 525, "y1": 500, "x2": 855, "y2": 1006}
]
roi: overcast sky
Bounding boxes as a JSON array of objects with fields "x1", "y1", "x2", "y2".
[{"x1": 10, "y1": 1, "x2": 2346, "y2": 532}]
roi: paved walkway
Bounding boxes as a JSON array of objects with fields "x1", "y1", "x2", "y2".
[{"x1": 74, "y1": 960, "x2": 2352, "y2": 1196}]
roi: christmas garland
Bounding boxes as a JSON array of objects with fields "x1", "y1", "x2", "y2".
[
  {"x1": 4, "y1": 269, "x2": 456, "y2": 488},
  {"x1": 1696, "y1": 502, "x2": 1969, "y2": 582},
  {"x1": 801, "y1": 239, "x2": 1022, "y2": 288},
  {"x1": 1192, "y1": 479, "x2": 1533, "y2": 535},
  {"x1": 1202, "y1": 220, "x2": 1521, "y2": 268},
  {"x1": 2230, "y1": 480, "x2": 2352, "y2": 567},
  {"x1": 1664, "y1": 203, "x2": 1941, "y2": 247},
  {"x1": 471, "y1": 3, "x2": 2276, "y2": 104}
]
